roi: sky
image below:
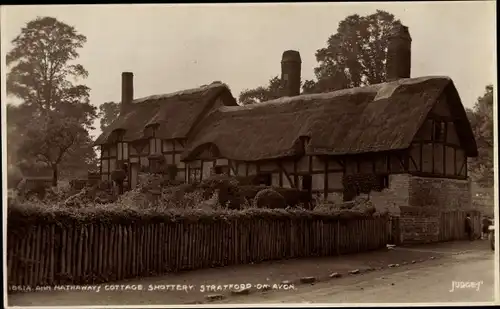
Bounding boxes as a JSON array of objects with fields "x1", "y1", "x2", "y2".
[{"x1": 1, "y1": 2, "x2": 497, "y2": 139}]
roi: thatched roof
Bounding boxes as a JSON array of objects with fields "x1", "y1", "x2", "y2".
[
  {"x1": 94, "y1": 82, "x2": 236, "y2": 145},
  {"x1": 182, "y1": 76, "x2": 478, "y2": 161}
]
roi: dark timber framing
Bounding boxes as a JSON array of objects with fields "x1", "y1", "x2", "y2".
[{"x1": 409, "y1": 115, "x2": 467, "y2": 180}]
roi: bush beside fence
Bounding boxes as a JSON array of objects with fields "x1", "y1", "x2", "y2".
[{"x1": 7, "y1": 205, "x2": 389, "y2": 288}]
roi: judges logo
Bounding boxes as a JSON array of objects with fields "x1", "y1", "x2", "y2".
[{"x1": 449, "y1": 281, "x2": 483, "y2": 292}]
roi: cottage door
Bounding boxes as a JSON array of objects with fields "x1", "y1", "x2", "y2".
[{"x1": 130, "y1": 163, "x2": 139, "y2": 189}]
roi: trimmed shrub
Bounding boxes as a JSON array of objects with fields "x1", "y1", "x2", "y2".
[
  {"x1": 111, "y1": 169, "x2": 127, "y2": 183},
  {"x1": 275, "y1": 187, "x2": 311, "y2": 208},
  {"x1": 198, "y1": 175, "x2": 243, "y2": 209},
  {"x1": 239, "y1": 186, "x2": 310, "y2": 209},
  {"x1": 253, "y1": 188, "x2": 286, "y2": 209},
  {"x1": 199, "y1": 174, "x2": 239, "y2": 188}
]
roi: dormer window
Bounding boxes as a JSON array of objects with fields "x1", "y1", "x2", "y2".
[
  {"x1": 145, "y1": 124, "x2": 161, "y2": 154},
  {"x1": 117, "y1": 142, "x2": 128, "y2": 160},
  {"x1": 111, "y1": 128, "x2": 126, "y2": 143},
  {"x1": 112, "y1": 129, "x2": 128, "y2": 161}
]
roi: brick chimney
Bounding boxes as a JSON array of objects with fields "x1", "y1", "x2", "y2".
[
  {"x1": 386, "y1": 25, "x2": 412, "y2": 81},
  {"x1": 121, "y1": 72, "x2": 134, "y2": 114},
  {"x1": 281, "y1": 50, "x2": 301, "y2": 97}
]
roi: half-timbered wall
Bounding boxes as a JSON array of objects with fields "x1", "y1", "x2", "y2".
[
  {"x1": 185, "y1": 153, "x2": 346, "y2": 201},
  {"x1": 100, "y1": 135, "x2": 188, "y2": 189},
  {"x1": 161, "y1": 139, "x2": 186, "y2": 182},
  {"x1": 408, "y1": 96, "x2": 467, "y2": 180},
  {"x1": 100, "y1": 134, "x2": 125, "y2": 184},
  {"x1": 185, "y1": 143, "x2": 414, "y2": 202}
]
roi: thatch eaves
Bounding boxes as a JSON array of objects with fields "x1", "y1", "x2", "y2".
[
  {"x1": 182, "y1": 76, "x2": 478, "y2": 162},
  {"x1": 94, "y1": 82, "x2": 236, "y2": 145}
]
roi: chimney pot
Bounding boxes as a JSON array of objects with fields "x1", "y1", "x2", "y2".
[
  {"x1": 281, "y1": 50, "x2": 301, "y2": 97},
  {"x1": 121, "y1": 72, "x2": 134, "y2": 114},
  {"x1": 386, "y1": 25, "x2": 412, "y2": 81}
]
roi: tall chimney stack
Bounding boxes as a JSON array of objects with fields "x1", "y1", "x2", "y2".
[
  {"x1": 121, "y1": 72, "x2": 134, "y2": 114},
  {"x1": 281, "y1": 50, "x2": 302, "y2": 97},
  {"x1": 386, "y1": 25, "x2": 412, "y2": 82}
]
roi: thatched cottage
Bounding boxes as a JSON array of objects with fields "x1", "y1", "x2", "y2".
[
  {"x1": 94, "y1": 78, "x2": 237, "y2": 189},
  {"x1": 95, "y1": 25, "x2": 478, "y2": 208}
]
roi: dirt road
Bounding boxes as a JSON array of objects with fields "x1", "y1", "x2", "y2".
[
  {"x1": 7, "y1": 241, "x2": 495, "y2": 306},
  {"x1": 215, "y1": 250, "x2": 495, "y2": 304}
]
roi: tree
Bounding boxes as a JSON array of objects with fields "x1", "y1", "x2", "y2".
[
  {"x1": 59, "y1": 134, "x2": 99, "y2": 178},
  {"x1": 238, "y1": 76, "x2": 284, "y2": 105},
  {"x1": 239, "y1": 10, "x2": 403, "y2": 101},
  {"x1": 98, "y1": 101, "x2": 120, "y2": 131},
  {"x1": 6, "y1": 16, "x2": 97, "y2": 185},
  {"x1": 304, "y1": 10, "x2": 402, "y2": 93},
  {"x1": 7, "y1": 17, "x2": 93, "y2": 119},
  {"x1": 6, "y1": 103, "x2": 32, "y2": 168},
  {"x1": 18, "y1": 116, "x2": 89, "y2": 186},
  {"x1": 467, "y1": 85, "x2": 493, "y2": 188}
]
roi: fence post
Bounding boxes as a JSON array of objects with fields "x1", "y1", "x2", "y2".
[{"x1": 336, "y1": 220, "x2": 340, "y2": 255}]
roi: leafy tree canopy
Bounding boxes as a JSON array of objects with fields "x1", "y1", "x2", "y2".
[
  {"x1": 6, "y1": 16, "x2": 97, "y2": 185},
  {"x1": 239, "y1": 10, "x2": 402, "y2": 103},
  {"x1": 238, "y1": 76, "x2": 284, "y2": 105},
  {"x1": 98, "y1": 101, "x2": 120, "y2": 132},
  {"x1": 467, "y1": 85, "x2": 494, "y2": 188}
]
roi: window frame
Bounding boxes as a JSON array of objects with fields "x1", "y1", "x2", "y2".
[
  {"x1": 433, "y1": 120, "x2": 445, "y2": 142},
  {"x1": 147, "y1": 125, "x2": 162, "y2": 155}
]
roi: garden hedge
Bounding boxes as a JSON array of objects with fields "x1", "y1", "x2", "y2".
[{"x1": 8, "y1": 200, "x2": 385, "y2": 231}]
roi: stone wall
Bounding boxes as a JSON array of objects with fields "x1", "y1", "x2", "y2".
[
  {"x1": 398, "y1": 206, "x2": 440, "y2": 244},
  {"x1": 368, "y1": 174, "x2": 410, "y2": 215},
  {"x1": 321, "y1": 174, "x2": 410, "y2": 214},
  {"x1": 317, "y1": 172, "x2": 478, "y2": 244},
  {"x1": 396, "y1": 206, "x2": 482, "y2": 245},
  {"x1": 408, "y1": 176, "x2": 471, "y2": 209},
  {"x1": 368, "y1": 174, "x2": 471, "y2": 211}
]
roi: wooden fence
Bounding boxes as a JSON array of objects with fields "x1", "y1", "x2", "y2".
[
  {"x1": 7, "y1": 216, "x2": 388, "y2": 288},
  {"x1": 438, "y1": 210, "x2": 482, "y2": 242},
  {"x1": 393, "y1": 209, "x2": 482, "y2": 245}
]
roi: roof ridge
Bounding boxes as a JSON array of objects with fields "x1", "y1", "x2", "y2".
[
  {"x1": 132, "y1": 81, "x2": 228, "y2": 104},
  {"x1": 220, "y1": 75, "x2": 452, "y2": 112}
]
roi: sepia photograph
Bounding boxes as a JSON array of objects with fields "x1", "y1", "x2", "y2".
[{"x1": 2, "y1": 2, "x2": 497, "y2": 307}]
